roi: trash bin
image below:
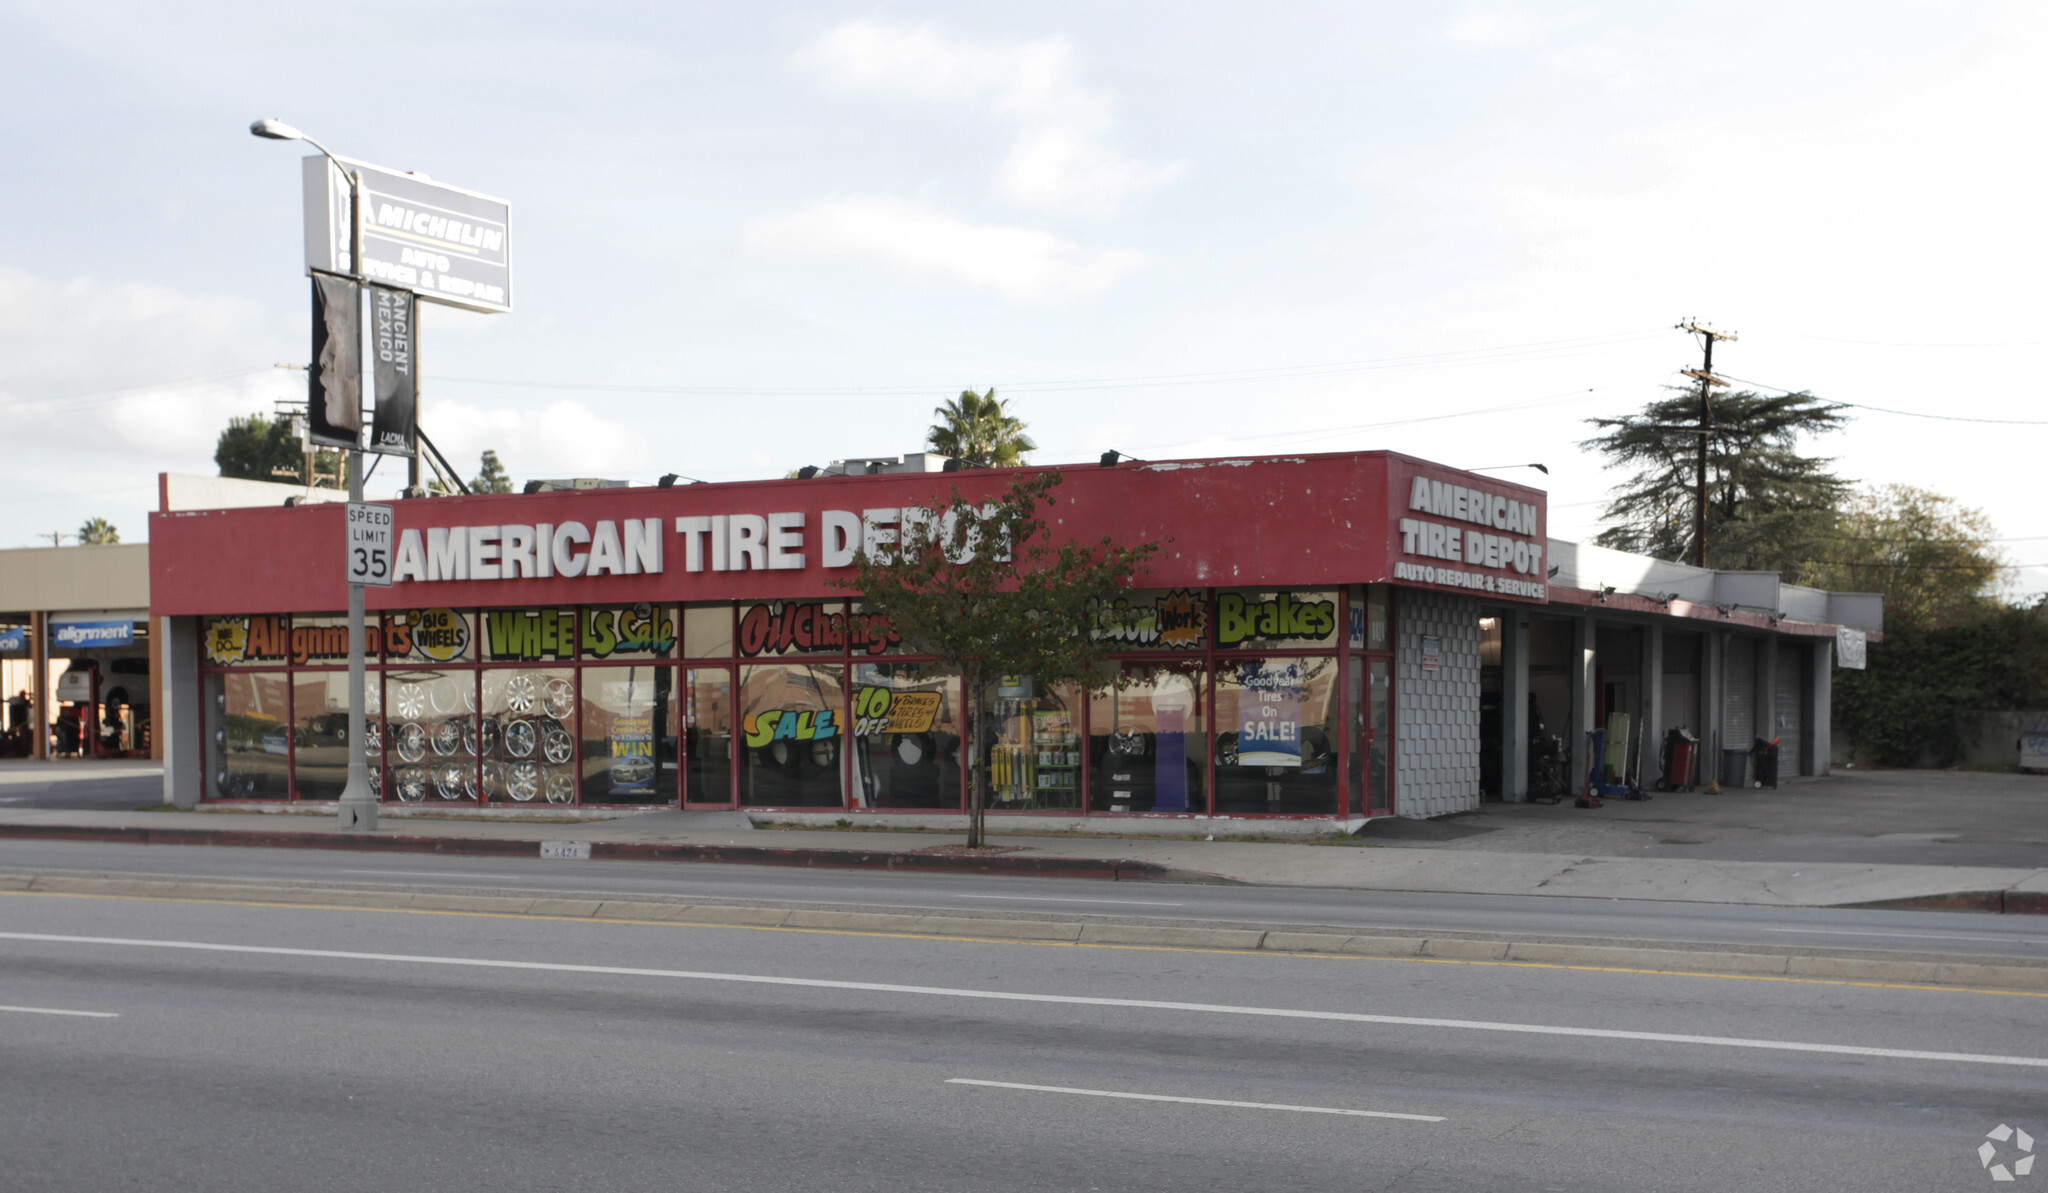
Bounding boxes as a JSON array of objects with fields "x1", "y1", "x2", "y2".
[{"x1": 1719, "y1": 748, "x2": 1748, "y2": 789}]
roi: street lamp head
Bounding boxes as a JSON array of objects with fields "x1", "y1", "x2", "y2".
[{"x1": 249, "y1": 118, "x2": 304, "y2": 141}]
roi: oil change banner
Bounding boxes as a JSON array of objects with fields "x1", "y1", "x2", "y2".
[
  {"x1": 308, "y1": 275, "x2": 362, "y2": 448},
  {"x1": 1234, "y1": 660, "x2": 1303, "y2": 767},
  {"x1": 368, "y1": 285, "x2": 416, "y2": 456}
]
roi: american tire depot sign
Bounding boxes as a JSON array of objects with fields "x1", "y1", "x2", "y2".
[{"x1": 147, "y1": 452, "x2": 1551, "y2": 615}]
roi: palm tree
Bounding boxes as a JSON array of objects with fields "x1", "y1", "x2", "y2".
[
  {"x1": 926, "y1": 389, "x2": 1036, "y2": 468},
  {"x1": 77, "y1": 517, "x2": 120, "y2": 545}
]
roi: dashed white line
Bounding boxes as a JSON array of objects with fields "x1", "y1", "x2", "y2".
[
  {"x1": 0, "y1": 1004, "x2": 119, "y2": 1018},
  {"x1": 947, "y1": 1079, "x2": 1443, "y2": 1120},
  {"x1": 2, "y1": 931, "x2": 2042, "y2": 1069}
]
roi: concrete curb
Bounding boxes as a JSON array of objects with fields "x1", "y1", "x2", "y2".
[
  {"x1": 10, "y1": 870, "x2": 2046, "y2": 994},
  {"x1": 1843, "y1": 890, "x2": 2048, "y2": 915},
  {"x1": 0, "y1": 823, "x2": 1226, "y2": 885}
]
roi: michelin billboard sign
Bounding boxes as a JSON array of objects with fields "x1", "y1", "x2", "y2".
[{"x1": 303, "y1": 155, "x2": 512, "y2": 314}]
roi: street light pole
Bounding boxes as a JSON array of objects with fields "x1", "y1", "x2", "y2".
[{"x1": 252, "y1": 118, "x2": 378, "y2": 831}]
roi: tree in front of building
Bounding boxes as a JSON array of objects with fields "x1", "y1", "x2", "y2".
[
  {"x1": 1580, "y1": 389, "x2": 1850, "y2": 581},
  {"x1": 836, "y1": 471, "x2": 1158, "y2": 847},
  {"x1": 1801, "y1": 484, "x2": 2006, "y2": 629},
  {"x1": 76, "y1": 518, "x2": 119, "y2": 545},
  {"x1": 926, "y1": 388, "x2": 1036, "y2": 468},
  {"x1": 474, "y1": 450, "x2": 514, "y2": 493}
]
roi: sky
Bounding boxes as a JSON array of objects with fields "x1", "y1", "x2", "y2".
[{"x1": 1, "y1": 1, "x2": 2042, "y2": 598}]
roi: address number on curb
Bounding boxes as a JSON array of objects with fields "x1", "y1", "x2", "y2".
[
  {"x1": 345, "y1": 502, "x2": 395, "y2": 588},
  {"x1": 540, "y1": 840, "x2": 592, "y2": 860}
]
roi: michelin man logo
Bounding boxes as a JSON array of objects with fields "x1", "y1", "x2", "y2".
[{"x1": 1980, "y1": 1124, "x2": 2035, "y2": 1182}]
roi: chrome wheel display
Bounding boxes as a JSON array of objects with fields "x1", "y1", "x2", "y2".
[
  {"x1": 502, "y1": 719, "x2": 537, "y2": 759},
  {"x1": 430, "y1": 720, "x2": 462, "y2": 756},
  {"x1": 428, "y1": 679, "x2": 460, "y2": 716},
  {"x1": 542, "y1": 677, "x2": 575, "y2": 720},
  {"x1": 463, "y1": 718, "x2": 495, "y2": 757},
  {"x1": 394, "y1": 766, "x2": 427, "y2": 802},
  {"x1": 541, "y1": 723, "x2": 574, "y2": 765},
  {"x1": 433, "y1": 762, "x2": 470, "y2": 801},
  {"x1": 502, "y1": 673, "x2": 539, "y2": 715},
  {"x1": 543, "y1": 768, "x2": 575, "y2": 804},
  {"x1": 394, "y1": 722, "x2": 427, "y2": 763},
  {"x1": 363, "y1": 721, "x2": 382, "y2": 757},
  {"x1": 505, "y1": 761, "x2": 540, "y2": 801},
  {"x1": 393, "y1": 684, "x2": 426, "y2": 721},
  {"x1": 481, "y1": 762, "x2": 506, "y2": 801}
]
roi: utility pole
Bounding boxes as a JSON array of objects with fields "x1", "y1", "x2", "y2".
[{"x1": 1677, "y1": 321, "x2": 1735, "y2": 568}]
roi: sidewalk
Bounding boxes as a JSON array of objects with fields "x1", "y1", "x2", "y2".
[{"x1": 1, "y1": 798, "x2": 2042, "y2": 911}]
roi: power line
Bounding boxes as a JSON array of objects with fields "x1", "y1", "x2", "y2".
[{"x1": 1717, "y1": 374, "x2": 2048, "y2": 426}]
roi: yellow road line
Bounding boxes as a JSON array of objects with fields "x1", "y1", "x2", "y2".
[{"x1": 3, "y1": 888, "x2": 2043, "y2": 1000}]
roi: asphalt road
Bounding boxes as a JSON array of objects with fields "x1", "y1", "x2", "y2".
[
  {"x1": 0, "y1": 765, "x2": 161, "y2": 810},
  {"x1": 2, "y1": 883, "x2": 2042, "y2": 1191},
  {"x1": 3, "y1": 837, "x2": 2045, "y2": 961}
]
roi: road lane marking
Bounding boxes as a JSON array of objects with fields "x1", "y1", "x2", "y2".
[
  {"x1": 954, "y1": 894, "x2": 1187, "y2": 907},
  {"x1": 0, "y1": 1004, "x2": 119, "y2": 1018},
  {"x1": 8, "y1": 889, "x2": 2048, "y2": 1000},
  {"x1": 1761, "y1": 927, "x2": 2045, "y2": 945},
  {"x1": 1, "y1": 930, "x2": 2042, "y2": 1069},
  {"x1": 950, "y1": 1080, "x2": 1449, "y2": 1121},
  {"x1": 946, "y1": 1079, "x2": 1444, "y2": 1120}
]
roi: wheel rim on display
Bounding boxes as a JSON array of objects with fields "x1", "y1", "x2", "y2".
[
  {"x1": 506, "y1": 762, "x2": 540, "y2": 802},
  {"x1": 434, "y1": 763, "x2": 467, "y2": 801},
  {"x1": 363, "y1": 722, "x2": 382, "y2": 757},
  {"x1": 393, "y1": 684, "x2": 426, "y2": 721},
  {"x1": 542, "y1": 678, "x2": 575, "y2": 720},
  {"x1": 502, "y1": 719, "x2": 536, "y2": 759},
  {"x1": 429, "y1": 680, "x2": 459, "y2": 716},
  {"x1": 544, "y1": 768, "x2": 574, "y2": 804},
  {"x1": 541, "y1": 724, "x2": 574, "y2": 765},
  {"x1": 395, "y1": 766, "x2": 427, "y2": 802},
  {"x1": 395, "y1": 722, "x2": 427, "y2": 763},
  {"x1": 430, "y1": 720, "x2": 461, "y2": 756},
  {"x1": 463, "y1": 683, "x2": 479, "y2": 715},
  {"x1": 481, "y1": 762, "x2": 506, "y2": 801},
  {"x1": 503, "y1": 673, "x2": 539, "y2": 715}
]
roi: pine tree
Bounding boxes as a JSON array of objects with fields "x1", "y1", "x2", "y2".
[
  {"x1": 474, "y1": 450, "x2": 514, "y2": 494},
  {"x1": 1580, "y1": 389, "x2": 1850, "y2": 581}
]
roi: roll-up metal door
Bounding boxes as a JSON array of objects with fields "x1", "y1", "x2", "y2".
[
  {"x1": 1723, "y1": 637, "x2": 1755, "y2": 746},
  {"x1": 1774, "y1": 643, "x2": 1804, "y2": 776}
]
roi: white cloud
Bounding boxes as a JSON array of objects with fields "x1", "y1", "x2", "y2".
[
  {"x1": 423, "y1": 397, "x2": 653, "y2": 482},
  {"x1": 744, "y1": 198, "x2": 1144, "y2": 302},
  {"x1": 793, "y1": 20, "x2": 1182, "y2": 217}
]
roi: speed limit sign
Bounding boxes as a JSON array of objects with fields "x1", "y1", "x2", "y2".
[{"x1": 345, "y1": 502, "x2": 395, "y2": 588}]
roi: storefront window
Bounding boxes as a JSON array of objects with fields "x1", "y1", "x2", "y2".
[
  {"x1": 852, "y1": 662, "x2": 961, "y2": 809},
  {"x1": 291, "y1": 672, "x2": 359, "y2": 800},
  {"x1": 1215, "y1": 657, "x2": 1337, "y2": 814},
  {"x1": 1090, "y1": 589, "x2": 1208, "y2": 652},
  {"x1": 483, "y1": 667, "x2": 575, "y2": 804},
  {"x1": 683, "y1": 605, "x2": 733, "y2": 659},
  {"x1": 580, "y1": 666, "x2": 672, "y2": 804},
  {"x1": 383, "y1": 608, "x2": 476, "y2": 665},
  {"x1": 1088, "y1": 663, "x2": 1206, "y2": 814},
  {"x1": 739, "y1": 663, "x2": 845, "y2": 807},
  {"x1": 388, "y1": 670, "x2": 480, "y2": 803},
  {"x1": 1214, "y1": 590, "x2": 1339, "y2": 651},
  {"x1": 985, "y1": 674, "x2": 1079, "y2": 811},
  {"x1": 581, "y1": 605, "x2": 676, "y2": 661},
  {"x1": 205, "y1": 671, "x2": 290, "y2": 799},
  {"x1": 682, "y1": 667, "x2": 733, "y2": 805},
  {"x1": 1348, "y1": 585, "x2": 1391, "y2": 652}
]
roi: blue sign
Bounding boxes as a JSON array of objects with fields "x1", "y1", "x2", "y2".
[
  {"x1": 1234, "y1": 660, "x2": 1303, "y2": 767},
  {"x1": 51, "y1": 619, "x2": 134, "y2": 649},
  {"x1": 0, "y1": 626, "x2": 25, "y2": 653}
]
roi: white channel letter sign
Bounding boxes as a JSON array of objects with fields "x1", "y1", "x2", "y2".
[
  {"x1": 1393, "y1": 477, "x2": 1547, "y2": 600},
  {"x1": 388, "y1": 508, "x2": 994, "y2": 585},
  {"x1": 345, "y1": 502, "x2": 395, "y2": 588}
]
